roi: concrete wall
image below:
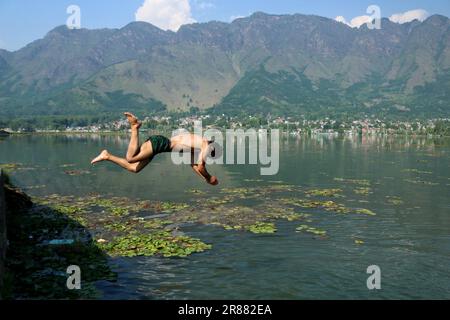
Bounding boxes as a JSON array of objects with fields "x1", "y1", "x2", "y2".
[{"x1": 0, "y1": 169, "x2": 6, "y2": 299}]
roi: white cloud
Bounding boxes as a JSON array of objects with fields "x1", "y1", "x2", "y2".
[
  {"x1": 230, "y1": 15, "x2": 246, "y2": 22},
  {"x1": 135, "y1": 0, "x2": 196, "y2": 31},
  {"x1": 335, "y1": 15, "x2": 372, "y2": 28},
  {"x1": 194, "y1": 1, "x2": 215, "y2": 10},
  {"x1": 389, "y1": 9, "x2": 429, "y2": 24},
  {"x1": 349, "y1": 15, "x2": 373, "y2": 28},
  {"x1": 335, "y1": 16, "x2": 347, "y2": 25}
]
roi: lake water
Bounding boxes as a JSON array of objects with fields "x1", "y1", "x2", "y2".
[{"x1": 1, "y1": 133, "x2": 450, "y2": 299}]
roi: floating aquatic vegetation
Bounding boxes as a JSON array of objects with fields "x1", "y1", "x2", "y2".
[
  {"x1": 222, "y1": 224, "x2": 243, "y2": 231},
  {"x1": 281, "y1": 198, "x2": 374, "y2": 216},
  {"x1": 59, "y1": 164, "x2": 76, "y2": 168},
  {"x1": 386, "y1": 196, "x2": 404, "y2": 205},
  {"x1": 355, "y1": 208, "x2": 376, "y2": 216},
  {"x1": 244, "y1": 179, "x2": 264, "y2": 182},
  {"x1": 28, "y1": 178, "x2": 378, "y2": 267},
  {"x1": 91, "y1": 198, "x2": 130, "y2": 216},
  {"x1": 279, "y1": 198, "x2": 351, "y2": 214},
  {"x1": 159, "y1": 202, "x2": 190, "y2": 213},
  {"x1": 104, "y1": 222, "x2": 133, "y2": 232},
  {"x1": 296, "y1": 225, "x2": 327, "y2": 236},
  {"x1": 264, "y1": 184, "x2": 297, "y2": 192},
  {"x1": 64, "y1": 170, "x2": 91, "y2": 176},
  {"x1": 23, "y1": 184, "x2": 46, "y2": 190},
  {"x1": 334, "y1": 178, "x2": 370, "y2": 186},
  {"x1": 98, "y1": 232, "x2": 211, "y2": 258},
  {"x1": 32, "y1": 195, "x2": 209, "y2": 258},
  {"x1": 402, "y1": 169, "x2": 432, "y2": 175},
  {"x1": 305, "y1": 188, "x2": 343, "y2": 197},
  {"x1": 142, "y1": 219, "x2": 173, "y2": 230},
  {"x1": 353, "y1": 187, "x2": 371, "y2": 196},
  {"x1": 219, "y1": 187, "x2": 264, "y2": 200},
  {"x1": 221, "y1": 187, "x2": 252, "y2": 194},
  {"x1": 246, "y1": 222, "x2": 277, "y2": 234},
  {"x1": 49, "y1": 203, "x2": 86, "y2": 216},
  {"x1": 404, "y1": 179, "x2": 439, "y2": 186},
  {"x1": 207, "y1": 196, "x2": 233, "y2": 205},
  {"x1": 0, "y1": 163, "x2": 36, "y2": 172}
]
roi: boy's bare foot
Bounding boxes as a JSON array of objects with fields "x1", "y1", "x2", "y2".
[
  {"x1": 124, "y1": 112, "x2": 142, "y2": 129},
  {"x1": 91, "y1": 150, "x2": 110, "y2": 164}
]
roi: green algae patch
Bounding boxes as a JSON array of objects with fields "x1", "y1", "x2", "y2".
[
  {"x1": 296, "y1": 225, "x2": 327, "y2": 236},
  {"x1": 28, "y1": 180, "x2": 378, "y2": 264},
  {"x1": 279, "y1": 198, "x2": 351, "y2": 214},
  {"x1": 64, "y1": 169, "x2": 91, "y2": 176},
  {"x1": 334, "y1": 178, "x2": 370, "y2": 186},
  {"x1": 159, "y1": 202, "x2": 190, "y2": 213},
  {"x1": 247, "y1": 222, "x2": 277, "y2": 234},
  {"x1": 98, "y1": 232, "x2": 211, "y2": 258},
  {"x1": 355, "y1": 208, "x2": 376, "y2": 216},
  {"x1": 32, "y1": 195, "x2": 209, "y2": 259},
  {"x1": 0, "y1": 163, "x2": 37, "y2": 173},
  {"x1": 404, "y1": 179, "x2": 439, "y2": 186},
  {"x1": 402, "y1": 169, "x2": 432, "y2": 175},
  {"x1": 386, "y1": 196, "x2": 404, "y2": 205},
  {"x1": 353, "y1": 187, "x2": 371, "y2": 196},
  {"x1": 60, "y1": 163, "x2": 76, "y2": 168},
  {"x1": 305, "y1": 188, "x2": 343, "y2": 197}
]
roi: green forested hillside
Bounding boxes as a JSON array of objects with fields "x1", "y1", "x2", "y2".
[{"x1": 0, "y1": 12, "x2": 449, "y2": 120}]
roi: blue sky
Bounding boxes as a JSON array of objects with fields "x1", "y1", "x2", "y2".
[{"x1": 0, "y1": 0, "x2": 449, "y2": 51}]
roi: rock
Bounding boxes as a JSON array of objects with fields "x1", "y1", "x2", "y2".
[{"x1": 4, "y1": 184, "x2": 32, "y2": 213}]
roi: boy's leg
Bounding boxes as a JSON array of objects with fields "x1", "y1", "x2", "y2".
[
  {"x1": 126, "y1": 127, "x2": 140, "y2": 161},
  {"x1": 124, "y1": 112, "x2": 142, "y2": 161},
  {"x1": 91, "y1": 150, "x2": 150, "y2": 173},
  {"x1": 191, "y1": 139, "x2": 218, "y2": 185},
  {"x1": 126, "y1": 140, "x2": 153, "y2": 163}
]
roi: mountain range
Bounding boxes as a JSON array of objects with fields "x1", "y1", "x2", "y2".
[{"x1": 0, "y1": 12, "x2": 449, "y2": 119}]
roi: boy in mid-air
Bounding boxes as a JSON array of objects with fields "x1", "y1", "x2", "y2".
[{"x1": 91, "y1": 112, "x2": 218, "y2": 185}]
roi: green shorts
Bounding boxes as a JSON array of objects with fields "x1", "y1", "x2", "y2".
[{"x1": 147, "y1": 135, "x2": 172, "y2": 155}]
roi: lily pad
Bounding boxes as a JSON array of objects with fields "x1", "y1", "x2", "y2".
[
  {"x1": 296, "y1": 225, "x2": 327, "y2": 236},
  {"x1": 386, "y1": 196, "x2": 403, "y2": 205},
  {"x1": 353, "y1": 187, "x2": 371, "y2": 196},
  {"x1": 305, "y1": 188, "x2": 343, "y2": 197},
  {"x1": 247, "y1": 222, "x2": 277, "y2": 234}
]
